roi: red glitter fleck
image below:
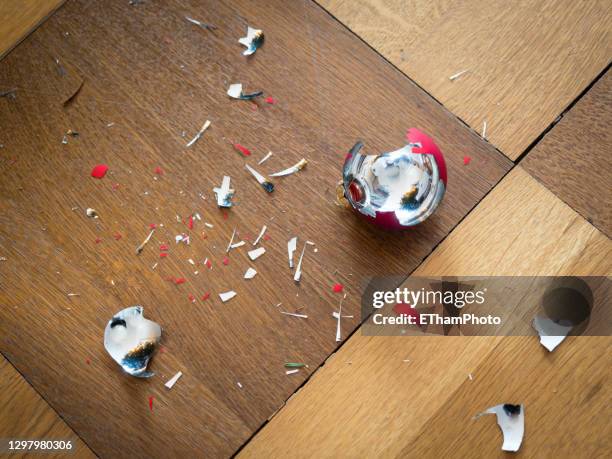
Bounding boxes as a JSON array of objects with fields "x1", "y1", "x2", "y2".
[
  {"x1": 393, "y1": 303, "x2": 423, "y2": 326},
  {"x1": 188, "y1": 294, "x2": 196, "y2": 303},
  {"x1": 113, "y1": 233, "x2": 122, "y2": 240},
  {"x1": 233, "y1": 143, "x2": 251, "y2": 156},
  {"x1": 159, "y1": 244, "x2": 169, "y2": 251},
  {"x1": 222, "y1": 257, "x2": 230, "y2": 266},
  {"x1": 160, "y1": 253, "x2": 168, "y2": 258},
  {"x1": 188, "y1": 215, "x2": 194, "y2": 230},
  {"x1": 265, "y1": 96, "x2": 276, "y2": 104},
  {"x1": 463, "y1": 155, "x2": 472, "y2": 165},
  {"x1": 174, "y1": 277, "x2": 187, "y2": 285},
  {"x1": 201, "y1": 292, "x2": 210, "y2": 301},
  {"x1": 148, "y1": 396, "x2": 154, "y2": 412},
  {"x1": 222, "y1": 212, "x2": 229, "y2": 220},
  {"x1": 205, "y1": 259, "x2": 212, "y2": 269},
  {"x1": 95, "y1": 237, "x2": 102, "y2": 244},
  {"x1": 91, "y1": 164, "x2": 108, "y2": 179},
  {"x1": 333, "y1": 283, "x2": 344, "y2": 293},
  {"x1": 154, "y1": 166, "x2": 164, "y2": 175},
  {"x1": 263, "y1": 234, "x2": 271, "y2": 241},
  {"x1": 149, "y1": 223, "x2": 157, "y2": 229}
]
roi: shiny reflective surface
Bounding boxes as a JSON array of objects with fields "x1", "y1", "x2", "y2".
[
  {"x1": 341, "y1": 130, "x2": 446, "y2": 229},
  {"x1": 104, "y1": 306, "x2": 161, "y2": 378}
]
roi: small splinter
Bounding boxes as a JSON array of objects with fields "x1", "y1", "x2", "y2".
[
  {"x1": 482, "y1": 120, "x2": 487, "y2": 139},
  {"x1": 293, "y1": 245, "x2": 306, "y2": 282},
  {"x1": 213, "y1": 176, "x2": 234, "y2": 208},
  {"x1": 280, "y1": 311, "x2": 308, "y2": 319},
  {"x1": 287, "y1": 237, "x2": 297, "y2": 268},
  {"x1": 244, "y1": 267, "x2": 257, "y2": 279},
  {"x1": 449, "y1": 69, "x2": 469, "y2": 81},
  {"x1": 185, "y1": 16, "x2": 216, "y2": 30},
  {"x1": 335, "y1": 293, "x2": 347, "y2": 342},
  {"x1": 253, "y1": 225, "x2": 267, "y2": 246},
  {"x1": 226, "y1": 227, "x2": 237, "y2": 253},
  {"x1": 269, "y1": 158, "x2": 308, "y2": 177},
  {"x1": 245, "y1": 164, "x2": 274, "y2": 193},
  {"x1": 258, "y1": 151, "x2": 272, "y2": 165},
  {"x1": 227, "y1": 83, "x2": 263, "y2": 100},
  {"x1": 165, "y1": 371, "x2": 183, "y2": 389},
  {"x1": 219, "y1": 291, "x2": 237, "y2": 302},
  {"x1": 136, "y1": 228, "x2": 156, "y2": 255},
  {"x1": 286, "y1": 369, "x2": 299, "y2": 375},
  {"x1": 186, "y1": 120, "x2": 211, "y2": 147}
]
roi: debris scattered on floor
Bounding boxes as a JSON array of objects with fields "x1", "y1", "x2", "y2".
[
  {"x1": 258, "y1": 151, "x2": 272, "y2": 164},
  {"x1": 185, "y1": 120, "x2": 211, "y2": 147},
  {"x1": 280, "y1": 311, "x2": 308, "y2": 319},
  {"x1": 475, "y1": 404, "x2": 524, "y2": 452},
  {"x1": 91, "y1": 164, "x2": 108, "y2": 179},
  {"x1": 335, "y1": 293, "x2": 347, "y2": 342},
  {"x1": 449, "y1": 69, "x2": 469, "y2": 81},
  {"x1": 104, "y1": 306, "x2": 162, "y2": 378},
  {"x1": 333, "y1": 283, "x2": 344, "y2": 293},
  {"x1": 482, "y1": 120, "x2": 487, "y2": 139},
  {"x1": 244, "y1": 267, "x2": 257, "y2": 279},
  {"x1": 285, "y1": 369, "x2": 299, "y2": 375},
  {"x1": 219, "y1": 291, "x2": 237, "y2": 302},
  {"x1": 463, "y1": 155, "x2": 472, "y2": 165},
  {"x1": 185, "y1": 16, "x2": 216, "y2": 30},
  {"x1": 287, "y1": 237, "x2": 297, "y2": 268},
  {"x1": 253, "y1": 225, "x2": 267, "y2": 245},
  {"x1": 136, "y1": 228, "x2": 155, "y2": 255},
  {"x1": 148, "y1": 395, "x2": 154, "y2": 411},
  {"x1": 265, "y1": 97, "x2": 276, "y2": 104},
  {"x1": 238, "y1": 26, "x2": 264, "y2": 56},
  {"x1": 226, "y1": 227, "x2": 237, "y2": 252},
  {"x1": 269, "y1": 158, "x2": 308, "y2": 177},
  {"x1": 532, "y1": 316, "x2": 572, "y2": 352},
  {"x1": 214, "y1": 176, "x2": 234, "y2": 207},
  {"x1": 61, "y1": 129, "x2": 79, "y2": 144},
  {"x1": 245, "y1": 164, "x2": 274, "y2": 192},
  {"x1": 165, "y1": 371, "x2": 183, "y2": 389},
  {"x1": 233, "y1": 143, "x2": 251, "y2": 156},
  {"x1": 0, "y1": 88, "x2": 17, "y2": 99},
  {"x1": 248, "y1": 247, "x2": 265, "y2": 260},
  {"x1": 227, "y1": 83, "x2": 263, "y2": 100},
  {"x1": 293, "y1": 245, "x2": 306, "y2": 282},
  {"x1": 86, "y1": 208, "x2": 98, "y2": 218}
]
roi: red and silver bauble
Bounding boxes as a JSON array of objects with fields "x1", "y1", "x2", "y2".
[{"x1": 340, "y1": 128, "x2": 447, "y2": 230}]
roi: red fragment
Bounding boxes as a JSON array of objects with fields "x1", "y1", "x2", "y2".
[
  {"x1": 113, "y1": 232, "x2": 122, "y2": 240},
  {"x1": 222, "y1": 211, "x2": 229, "y2": 220},
  {"x1": 174, "y1": 277, "x2": 187, "y2": 285},
  {"x1": 463, "y1": 155, "x2": 472, "y2": 165},
  {"x1": 154, "y1": 166, "x2": 164, "y2": 175},
  {"x1": 233, "y1": 143, "x2": 251, "y2": 156},
  {"x1": 148, "y1": 396, "x2": 154, "y2": 412},
  {"x1": 149, "y1": 223, "x2": 157, "y2": 229},
  {"x1": 188, "y1": 215, "x2": 194, "y2": 230},
  {"x1": 95, "y1": 237, "x2": 102, "y2": 244},
  {"x1": 333, "y1": 283, "x2": 344, "y2": 293},
  {"x1": 188, "y1": 294, "x2": 196, "y2": 303},
  {"x1": 222, "y1": 257, "x2": 230, "y2": 266},
  {"x1": 159, "y1": 244, "x2": 169, "y2": 251},
  {"x1": 160, "y1": 253, "x2": 168, "y2": 258},
  {"x1": 263, "y1": 234, "x2": 271, "y2": 241},
  {"x1": 393, "y1": 303, "x2": 423, "y2": 327},
  {"x1": 265, "y1": 96, "x2": 276, "y2": 104},
  {"x1": 91, "y1": 164, "x2": 109, "y2": 179},
  {"x1": 205, "y1": 259, "x2": 212, "y2": 269},
  {"x1": 201, "y1": 292, "x2": 211, "y2": 301}
]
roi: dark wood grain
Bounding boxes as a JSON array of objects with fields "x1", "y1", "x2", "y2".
[
  {"x1": 0, "y1": 0, "x2": 510, "y2": 456},
  {"x1": 522, "y1": 70, "x2": 611, "y2": 238}
]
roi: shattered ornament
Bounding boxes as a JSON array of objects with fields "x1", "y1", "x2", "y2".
[
  {"x1": 104, "y1": 306, "x2": 161, "y2": 378},
  {"x1": 338, "y1": 129, "x2": 447, "y2": 230}
]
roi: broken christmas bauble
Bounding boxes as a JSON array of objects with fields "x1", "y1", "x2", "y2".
[
  {"x1": 339, "y1": 128, "x2": 447, "y2": 230},
  {"x1": 104, "y1": 306, "x2": 161, "y2": 378}
]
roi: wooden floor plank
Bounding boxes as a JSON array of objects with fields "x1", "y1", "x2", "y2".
[
  {"x1": 319, "y1": 0, "x2": 612, "y2": 160},
  {"x1": 240, "y1": 168, "x2": 611, "y2": 458},
  {"x1": 0, "y1": 355, "x2": 94, "y2": 458},
  {"x1": 0, "y1": 0, "x2": 510, "y2": 456},
  {"x1": 0, "y1": 0, "x2": 65, "y2": 60},
  {"x1": 522, "y1": 69, "x2": 611, "y2": 238}
]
